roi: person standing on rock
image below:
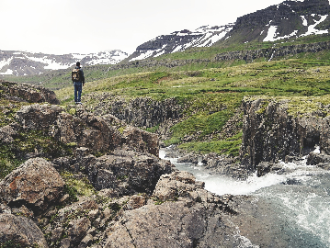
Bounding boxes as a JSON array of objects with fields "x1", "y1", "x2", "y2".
[{"x1": 72, "y1": 61, "x2": 85, "y2": 104}]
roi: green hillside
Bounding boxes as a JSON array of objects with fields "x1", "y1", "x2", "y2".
[
  {"x1": 4, "y1": 33, "x2": 330, "y2": 90},
  {"x1": 54, "y1": 38, "x2": 330, "y2": 156},
  {"x1": 5, "y1": 35, "x2": 330, "y2": 157}
]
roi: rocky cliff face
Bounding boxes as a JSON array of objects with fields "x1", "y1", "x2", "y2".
[
  {"x1": 227, "y1": 0, "x2": 330, "y2": 43},
  {"x1": 215, "y1": 40, "x2": 330, "y2": 62},
  {"x1": 93, "y1": 96, "x2": 183, "y2": 128},
  {"x1": 239, "y1": 98, "x2": 330, "y2": 171}
]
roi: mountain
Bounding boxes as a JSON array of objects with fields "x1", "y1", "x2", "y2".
[
  {"x1": 2, "y1": 0, "x2": 329, "y2": 77},
  {"x1": 0, "y1": 50, "x2": 128, "y2": 76},
  {"x1": 127, "y1": 0, "x2": 330, "y2": 61},
  {"x1": 126, "y1": 24, "x2": 234, "y2": 61},
  {"x1": 227, "y1": 0, "x2": 330, "y2": 43}
]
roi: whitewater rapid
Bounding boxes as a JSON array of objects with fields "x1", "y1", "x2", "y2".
[{"x1": 159, "y1": 147, "x2": 330, "y2": 247}]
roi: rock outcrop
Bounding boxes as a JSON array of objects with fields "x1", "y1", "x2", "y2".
[
  {"x1": 13, "y1": 103, "x2": 160, "y2": 156},
  {"x1": 240, "y1": 98, "x2": 330, "y2": 170},
  {"x1": 93, "y1": 97, "x2": 183, "y2": 129},
  {"x1": 53, "y1": 146, "x2": 172, "y2": 196},
  {"x1": 0, "y1": 158, "x2": 65, "y2": 215},
  {"x1": 0, "y1": 214, "x2": 48, "y2": 248},
  {"x1": 0, "y1": 81, "x2": 59, "y2": 104},
  {"x1": 215, "y1": 41, "x2": 330, "y2": 63}
]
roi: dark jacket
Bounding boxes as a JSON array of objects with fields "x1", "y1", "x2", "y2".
[{"x1": 73, "y1": 66, "x2": 85, "y2": 84}]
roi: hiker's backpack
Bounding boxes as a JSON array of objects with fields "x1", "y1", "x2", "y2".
[{"x1": 72, "y1": 68, "x2": 81, "y2": 82}]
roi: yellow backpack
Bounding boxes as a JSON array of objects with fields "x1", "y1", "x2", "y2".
[{"x1": 72, "y1": 68, "x2": 81, "y2": 82}]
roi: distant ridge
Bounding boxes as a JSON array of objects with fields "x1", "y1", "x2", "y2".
[{"x1": 0, "y1": 50, "x2": 128, "y2": 76}]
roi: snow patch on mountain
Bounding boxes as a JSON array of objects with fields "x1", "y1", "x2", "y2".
[
  {"x1": 0, "y1": 57, "x2": 13, "y2": 72},
  {"x1": 263, "y1": 14, "x2": 329, "y2": 42},
  {"x1": 129, "y1": 24, "x2": 233, "y2": 62},
  {"x1": 86, "y1": 50, "x2": 128, "y2": 65},
  {"x1": 0, "y1": 69, "x2": 13, "y2": 75},
  {"x1": 0, "y1": 50, "x2": 128, "y2": 76},
  {"x1": 301, "y1": 14, "x2": 329, "y2": 37}
]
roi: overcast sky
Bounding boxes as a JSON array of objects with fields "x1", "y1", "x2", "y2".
[{"x1": 0, "y1": 0, "x2": 288, "y2": 55}]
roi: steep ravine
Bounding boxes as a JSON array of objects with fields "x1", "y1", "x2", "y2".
[{"x1": 94, "y1": 95, "x2": 330, "y2": 174}]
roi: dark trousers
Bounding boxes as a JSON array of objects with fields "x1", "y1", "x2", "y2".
[{"x1": 74, "y1": 82, "x2": 83, "y2": 102}]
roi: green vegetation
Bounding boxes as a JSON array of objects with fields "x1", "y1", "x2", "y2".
[
  {"x1": 3, "y1": 34, "x2": 330, "y2": 157},
  {"x1": 179, "y1": 132, "x2": 243, "y2": 157},
  {"x1": 53, "y1": 47, "x2": 330, "y2": 155},
  {"x1": 0, "y1": 240, "x2": 22, "y2": 248},
  {"x1": 0, "y1": 127, "x2": 75, "y2": 179},
  {"x1": 61, "y1": 171, "x2": 96, "y2": 200}
]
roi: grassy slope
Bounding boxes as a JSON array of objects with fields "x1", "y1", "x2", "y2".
[
  {"x1": 55, "y1": 52, "x2": 330, "y2": 156},
  {"x1": 4, "y1": 34, "x2": 330, "y2": 157},
  {"x1": 4, "y1": 34, "x2": 330, "y2": 90}
]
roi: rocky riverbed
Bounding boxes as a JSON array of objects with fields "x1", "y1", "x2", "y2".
[
  {"x1": 0, "y1": 82, "x2": 264, "y2": 248},
  {"x1": 1, "y1": 82, "x2": 330, "y2": 247}
]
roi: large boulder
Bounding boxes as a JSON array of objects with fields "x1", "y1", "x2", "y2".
[
  {"x1": 0, "y1": 158, "x2": 65, "y2": 214},
  {"x1": 53, "y1": 111, "x2": 125, "y2": 153},
  {"x1": 0, "y1": 214, "x2": 48, "y2": 247},
  {"x1": 152, "y1": 171, "x2": 205, "y2": 202},
  {"x1": 0, "y1": 81, "x2": 59, "y2": 104},
  {"x1": 15, "y1": 104, "x2": 63, "y2": 132},
  {"x1": 104, "y1": 171, "x2": 258, "y2": 248},
  {"x1": 57, "y1": 147, "x2": 173, "y2": 196},
  {"x1": 123, "y1": 126, "x2": 159, "y2": 156}
]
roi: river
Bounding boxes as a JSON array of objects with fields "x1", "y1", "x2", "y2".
[{"x1": 160, "y1": 147, "x2": 330, "y2": 247}]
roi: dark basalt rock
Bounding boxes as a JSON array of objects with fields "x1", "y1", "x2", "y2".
[
  {"x1": 94, "y1": 97, "x2": 183, "y2": 129},
  {"x1": 0, "y1": 214, "x2": 48, "y2": 247},
  {"x1": 0, "y1": 158, "x2": 65, "y2": 215},
  {"x1": 0, "y1": 81, "x2": 59, "y2": 104},
  {"x1": 307, "y1": 152, "x2": 330, "y2": 165},
  {"x1": 240, "y1": 98, "x2": 330, "y2": 171}
]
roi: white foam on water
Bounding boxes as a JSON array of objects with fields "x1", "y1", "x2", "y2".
[
  {"x1": 160, "y1": 146, "x2": 325, "y2": 196},
  {"x1": 160, "y1": 147, "x2": 330, "y2": 244},
  {"x1": 259, "y1": 178, "x2": 330, "y2": 245}
]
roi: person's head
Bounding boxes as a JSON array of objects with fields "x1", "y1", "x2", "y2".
[{"x1": 76, "y1": 61, "x2": 81, "y2": 67}]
